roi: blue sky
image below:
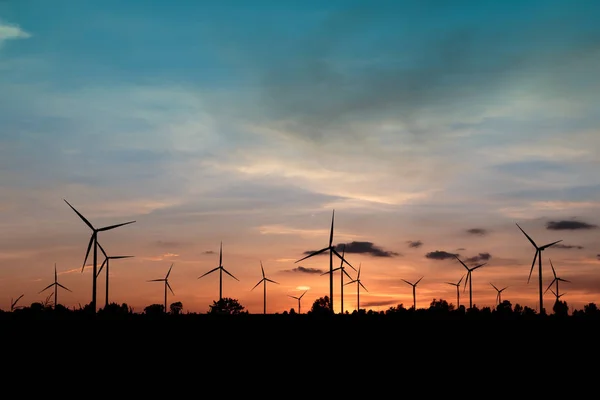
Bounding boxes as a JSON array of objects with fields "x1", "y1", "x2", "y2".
[{"x1": 1, "y1": 0, "x2": 599, "y2": 314}]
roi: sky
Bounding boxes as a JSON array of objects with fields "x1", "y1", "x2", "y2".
[{"x1": 1, "y1": 0, "x2": 599, "y2": 314}]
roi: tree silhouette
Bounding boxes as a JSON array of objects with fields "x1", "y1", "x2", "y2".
[
  {"x1": 553, "y1": 299, "x2": 569, "y2": 317},
  {"x1": 144, "y1": 303, "x2": 165, "y2": 316},
  {"x1": 309, "y1": 296, "x2": 332, "y2": 315},
  {"x1": 208, "y1": 297, "x2": 247, "y2": 315},
  {"x1": 170, "y1": 301, "x2": 183, "y2": 315}
]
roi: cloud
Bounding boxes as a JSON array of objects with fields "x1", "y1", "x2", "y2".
[
  {"x1": 465, "y1": 253, "x2": 492, "y2": 264},
  {"x1": 466, "y1": 228, "x2": 487, "y2": 236},
  {"x1": 425, "y1": 250, "x2": 458, "y2": 260},
  {"x1": 0, "y1": 21, "x2": 31, "y2": 45},
  {"x1": 546, "y1": 220, "x2": 598, "y2": 230},
  {"x1": 597, "y1": 254, "x2": 600, "y2": 261},
  {"x1": 203, "y1": 250, "x2": 215, "y2": 255},
  {"x1": 302, "y1": 241, "x2": 399, "y2": 257},
  {"x1": 554, "y1": 244, "x2": 584, "y2": 250},
  {"x1": 407, "y1": 240, "x2": 423, "y2": 248},
  {"x1": 285, "y1": 266, "x2": 324, "y2": 274}
]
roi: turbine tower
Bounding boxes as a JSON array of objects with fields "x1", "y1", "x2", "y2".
[
  {"x1": 344, "y1": 263, "x2": 368, "y2": 312},
  {"x1": 516, "y1": 223, "x2": 562, "y2": 315},
  {"x1": 294, "y1": 210, "x2": 353, "y2": 313},
  {"x1": 39, "y1": 263, "x2": 72, "y2": 309},
  {"x1": 64, "y1": 199, "x2": 135, "y2": 313},
  {"x1": 147, "y1": 263, "x2": 174, "y2": 313},
  {"x1": 454, "y1": 255, "x2": 486, "y2": 310},
  {"x1": 288, "y1": 290, "x2": 308, "y2": 314},
  {"x1": 401, "y1": 276, "x2": 423, "y2": 310},
  {"x1": 251, "y1": 261, "x2": 280, "y2": 314},
  {"x1": 445, "y1": 275, "x2": 464, "y2": 309},
  {"x1": 96, "y1": 242, "x2": 134, "y2": 309},
  {"x1": 198, "y1": 242, "x2": 239, "y2": 301},
  {"x1": 321, "y1": 244, "x2": 355, "y2": 314}
]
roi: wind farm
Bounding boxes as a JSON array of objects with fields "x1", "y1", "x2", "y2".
[{"x1": 2, "y1": 1, "x2": 600, "y2": 329}]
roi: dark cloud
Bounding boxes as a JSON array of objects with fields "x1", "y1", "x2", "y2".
[
  {"x1": 286, "y1": 266, "x2": 324, "y2": 274},
  {"x1": 546, "y1": 220, "x2": 597, "y2": 230},
  {"x1": 554, "y1": 244, "x2": 584, "y2": 250},
  {"x1": 597, "y1": 254, "x2": 600, "y2": 261},
  {"x1": 466, "y1": 228, "x2": 487, "y2": 236},
  {"x1": 465, "y1": 253, "x2": 492, "y2": 263},
  {"x1": 303, "y1": 241, "x2": 399, "y2": 257},
  {"x1": 360, "y1": 299, "x2": 400, "y2": 308},
  {"x1": 425, "y1": 250, "x2": 458, "y2": 260},
  {"x1": 203, "y1": 250, "x2": 215, "y2": 255},
  {"x1": 407, "y1": 240, "x2": 423, "y2": 248}
]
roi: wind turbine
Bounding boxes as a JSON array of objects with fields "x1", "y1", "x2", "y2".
[
  {"x1": 148, "y1": 263, "x2": 174, "y2": 313},
  {"x1": 545, "y1": 259, "x2": 570, "y2": 297},
  {"x1": 96, "y1": 242, "x2": 134, "y2": 309},
  {"x1": 490, "y1": 283, "x2": 509, "y2": 305},
  {"x1": 10, "y1": 294, "x2": 24, "y2": 312},
  {"x1": 39, "y1": 263, "x2": 72, "y2": 309},
  {"x1": 445, "y1": 275, "x2": 464, "y2": 309},
  {"x1": 251, "y1": 261, "x2": 280, "y2": 314},
  {"x1": 549, "y1": 288, "x2": 566, "y2": 303},
  {"x1": 64, "y1": 199, "x2": 136, "y2": 313},
  {"x1": 321, "y1": 244, "x2": 355, "y2": 314},
  {"x1": 454, "y1": 255, "x2": 487, "y2": 310},
  {"x1": 288, "y1": 290, "x2": 308, "y2": 314},
  {"x1": 344, "y1": 263, "x2": 368, "y2": 312},
  {"x1": 401, "y1": 276, "x2": 424, "y2": 310},
  {"x1": 198, "y1": 242, "x2": 239, "y2": 301},
  {"x1": 516, "y1": 223, "x2": 562, "y2": 315},
  {"x1": 294, "y1": 210, "x2": 353, "y2": 313}
]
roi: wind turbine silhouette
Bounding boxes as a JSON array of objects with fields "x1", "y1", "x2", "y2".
[
  {"x1": 454, "y1": 255, "x2": 487, "y2": 309},
  {"x1": 321, "y1": 244, "x2": 355, "y2": 314},
  {"x1": 490, "y1": 283, "x2": 508, "y2": 305},
  {"x1": 64, "y1": 199, "x2": 136, "y2": 313},
  {"x1": 516, "y1": 223, "x2": 562, "y2": 315},
  {"x1": 251, "y1": 261, "x2": 280, "y2": 314},
  {"x1": 295, "y1": 210, "x2": 352, "y2": 313},
  {"x1": 288, "y1": 290, "x2": 308, "y2": 314},
  {"x1": 401, "y1": 276, "x2": 423, "y2": 310},
  {"x1": 39, "y1": 263, "x2": 72, "y2": 308},
  {"x1": 344, "y1": 263, "x2": 368, "y2": 311},
  {"x1": 10, "y1": 294, "x2": 24, "y2": 312},
  {"x1": 148, "y1": 263, "x2": 174, "y2": 313},
  {"x1": 198, "y1": 242, "x2": 239, "y2": 301},
  {"x1": 96, "y1": 242, "x2": 134, "y2": 309},
  {"x1": 445, "y1": 275, "x2": 464, "y2": 309},
  {"x1": 545, "y1": 259, "x2": 570, "y2": 297},
  {"x1": 548, "y1": 288, "x2": 566, "y2": 303}
]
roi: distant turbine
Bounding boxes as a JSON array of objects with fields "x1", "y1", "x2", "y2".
[
  {"x1": 344, "y1": 263, "x2": 368, "y2": 312},
  {"x1": 321, "y1": 244, "x2": 355, "y2": 314},
  {"x1": 198, "y1": 242, "x2": 239, "y2": 301},
  {"x1": 548, "y1": 288, "x2": 566, "y2": 303},
  {"x1": 64, "y1": 199, "x2": 136, "y2": 313},
  {"x1": 516, "y1": 223, "x2": 562, "y2": 315},
  {"x1": 401, "y1": 276, "x2": 424, "y2": 310},
  {"x1": 96, "y1": 242, "x2": 134, "y2": 309},
  {"x1": 39, "y1": 263, "x2": 72, "y2": 309},
  {"x1": 148, "y1": 263, "x2": 175, "y2": 313},
  {"x1": 251, "y1": 261, "x2": 280, "y2": 314},
  {"x1": 445, "y1": 275, "x2": 464, "y2": 309},
  {"x1": 454, "y1": 255, "x2": 486, "y2": 310},
  {"x1": 545, "y1": 259, "x2": 570, "y2": 297},
  {"x1": 288, "y1": 290, "x2": 308, "y2": 314},
  {"x1": 295, "y1": 210, "x2": 353, "y2": 314},
  {"x1": 490, "y1": 283, "x2": 509, "y2": 305},
  {"x1": 10, "y1": 294, "x2": 24, "y2": 312}
]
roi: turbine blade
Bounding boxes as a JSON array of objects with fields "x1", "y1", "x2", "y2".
[
  {"x1": 329, "y1": 209, "x2": 335, "y2": 246},
  {"x1": 198, "y1": 267, "x2": 219, "y2": 279},
  {"x1": 540, "y1": 240, "x2": 562, "y2": 250},
  {"x1": 166, "y1": 281, "x2": 175, "y2": 295},
  {"x1": 148, "y1": 279, "x2": 165, "y2": 282},
  {"x1": 288, "y1": 295, "x2": 299, "y2": 300},
  {"x1": 490, "y1": 283, "x2": 499, "y2": 291},
  {"x1": 457, "y1": 274, "x2": 465, "y2": 285},
  {"x1": 219, "y1": 242, "x2": 223, "y2": 266},
  {"x1": 57, "y1": 283, "x2": 72, "y2": 292},
  {"x1": 544, "y1": 279, "x2": 556, "y2": 294},
  {"x1": 527, "y1": 250, "x2": 538, "y2": 284},
  {"x1": 260, "y1": 261, "x2": 265, "y2": 278},
  {"x1": 401, "y1": 279, "x2": 413, "y2": 286},
  {"x1": 166, "y1": 263, "x2": 174, "y2": 279},
  {"x1": 558, "y1": 278, "x2": 571, "y2": 283},
  {"x1": 549, "y1": 259, "x2": 557, "y2": 278},
  {"x1": 415, "y1": 276, "x2": 424, "y2": 285},
  {"x1": 82, "y1": 234, "x2": 94, "y2": 272},
  {"x1": 359, "y1": 282, "x2": 368, "y2": 292},
  {"x1": 295, "y1": 247, "x2": 328, "y2": 263},
  {"x1": 344, "y1": 280, "x2": 357, "y2": 286},
  {"x1": 342, "y1": 269, "x2": 354, "y2": 280},
  {"x1": 112, "y1": 255, "x2": 134, "y2": 259},
  {"x1": 299, "y1": 290, "x2": 308, "y2": 299},
  {"x1": 97, "y1": 241, "x2": 108, "y2": 259},
  {"x1": 97, "y1": 258, "x2": 107, "y2": 277},
  {"x1": 472, "y1": 263, "x2": 486, "y2": 271},
  {"x1": 516, "y1": 223, "x2": 538, "y2": 249},
  {"x1": 98, "y1": 220, "x2": 136, "y2": 232},
  {"x1": 454, "y1": 255, "x2": 469, "y2": 271},
  {"x1": 222, "y1": 267, "x2": 239, "y2": 281},
  {"x1": 251, "y1": 280, "x2": 263, "y2": 291},
  {"x1": 332, "y1": 248, "x2": 354, "y2": 270},
  {"x1": 64, "y1": 199, "x2": 95, "y2": 230},
  {"x1": 39, "y1": 283, "x2": 54, "y2": 293},
  {"x1": 265, "y1": 278, "x2": 279, "y2": 284}
]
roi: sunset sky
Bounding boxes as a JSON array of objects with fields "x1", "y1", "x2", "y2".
[{"x1": 1, "y1": 0, "x2": 599, "y2": 314}]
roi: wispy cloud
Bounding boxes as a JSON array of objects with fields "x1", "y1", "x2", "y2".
[
  {"x1": 466, "y1": 228, "x2": 488, "y2": 236},
  {"x1": 302, "y1": 241, "x2": 399, "y2": 258},
  {"x1": 0, "y1": 21, "x2": 31, "y2": 45},
  {"x1": 407, "y1": 240, "x2": 423, "y2": 248},
  {"x1": 285, "y1": 266, "x2": 323, "y2": 274},
  {"x1": 465, "y1": 253, "x2": 492, "y2": 264},
  {"x1": 546, "y1": 220, "x2": 598, "y2": 230}
]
